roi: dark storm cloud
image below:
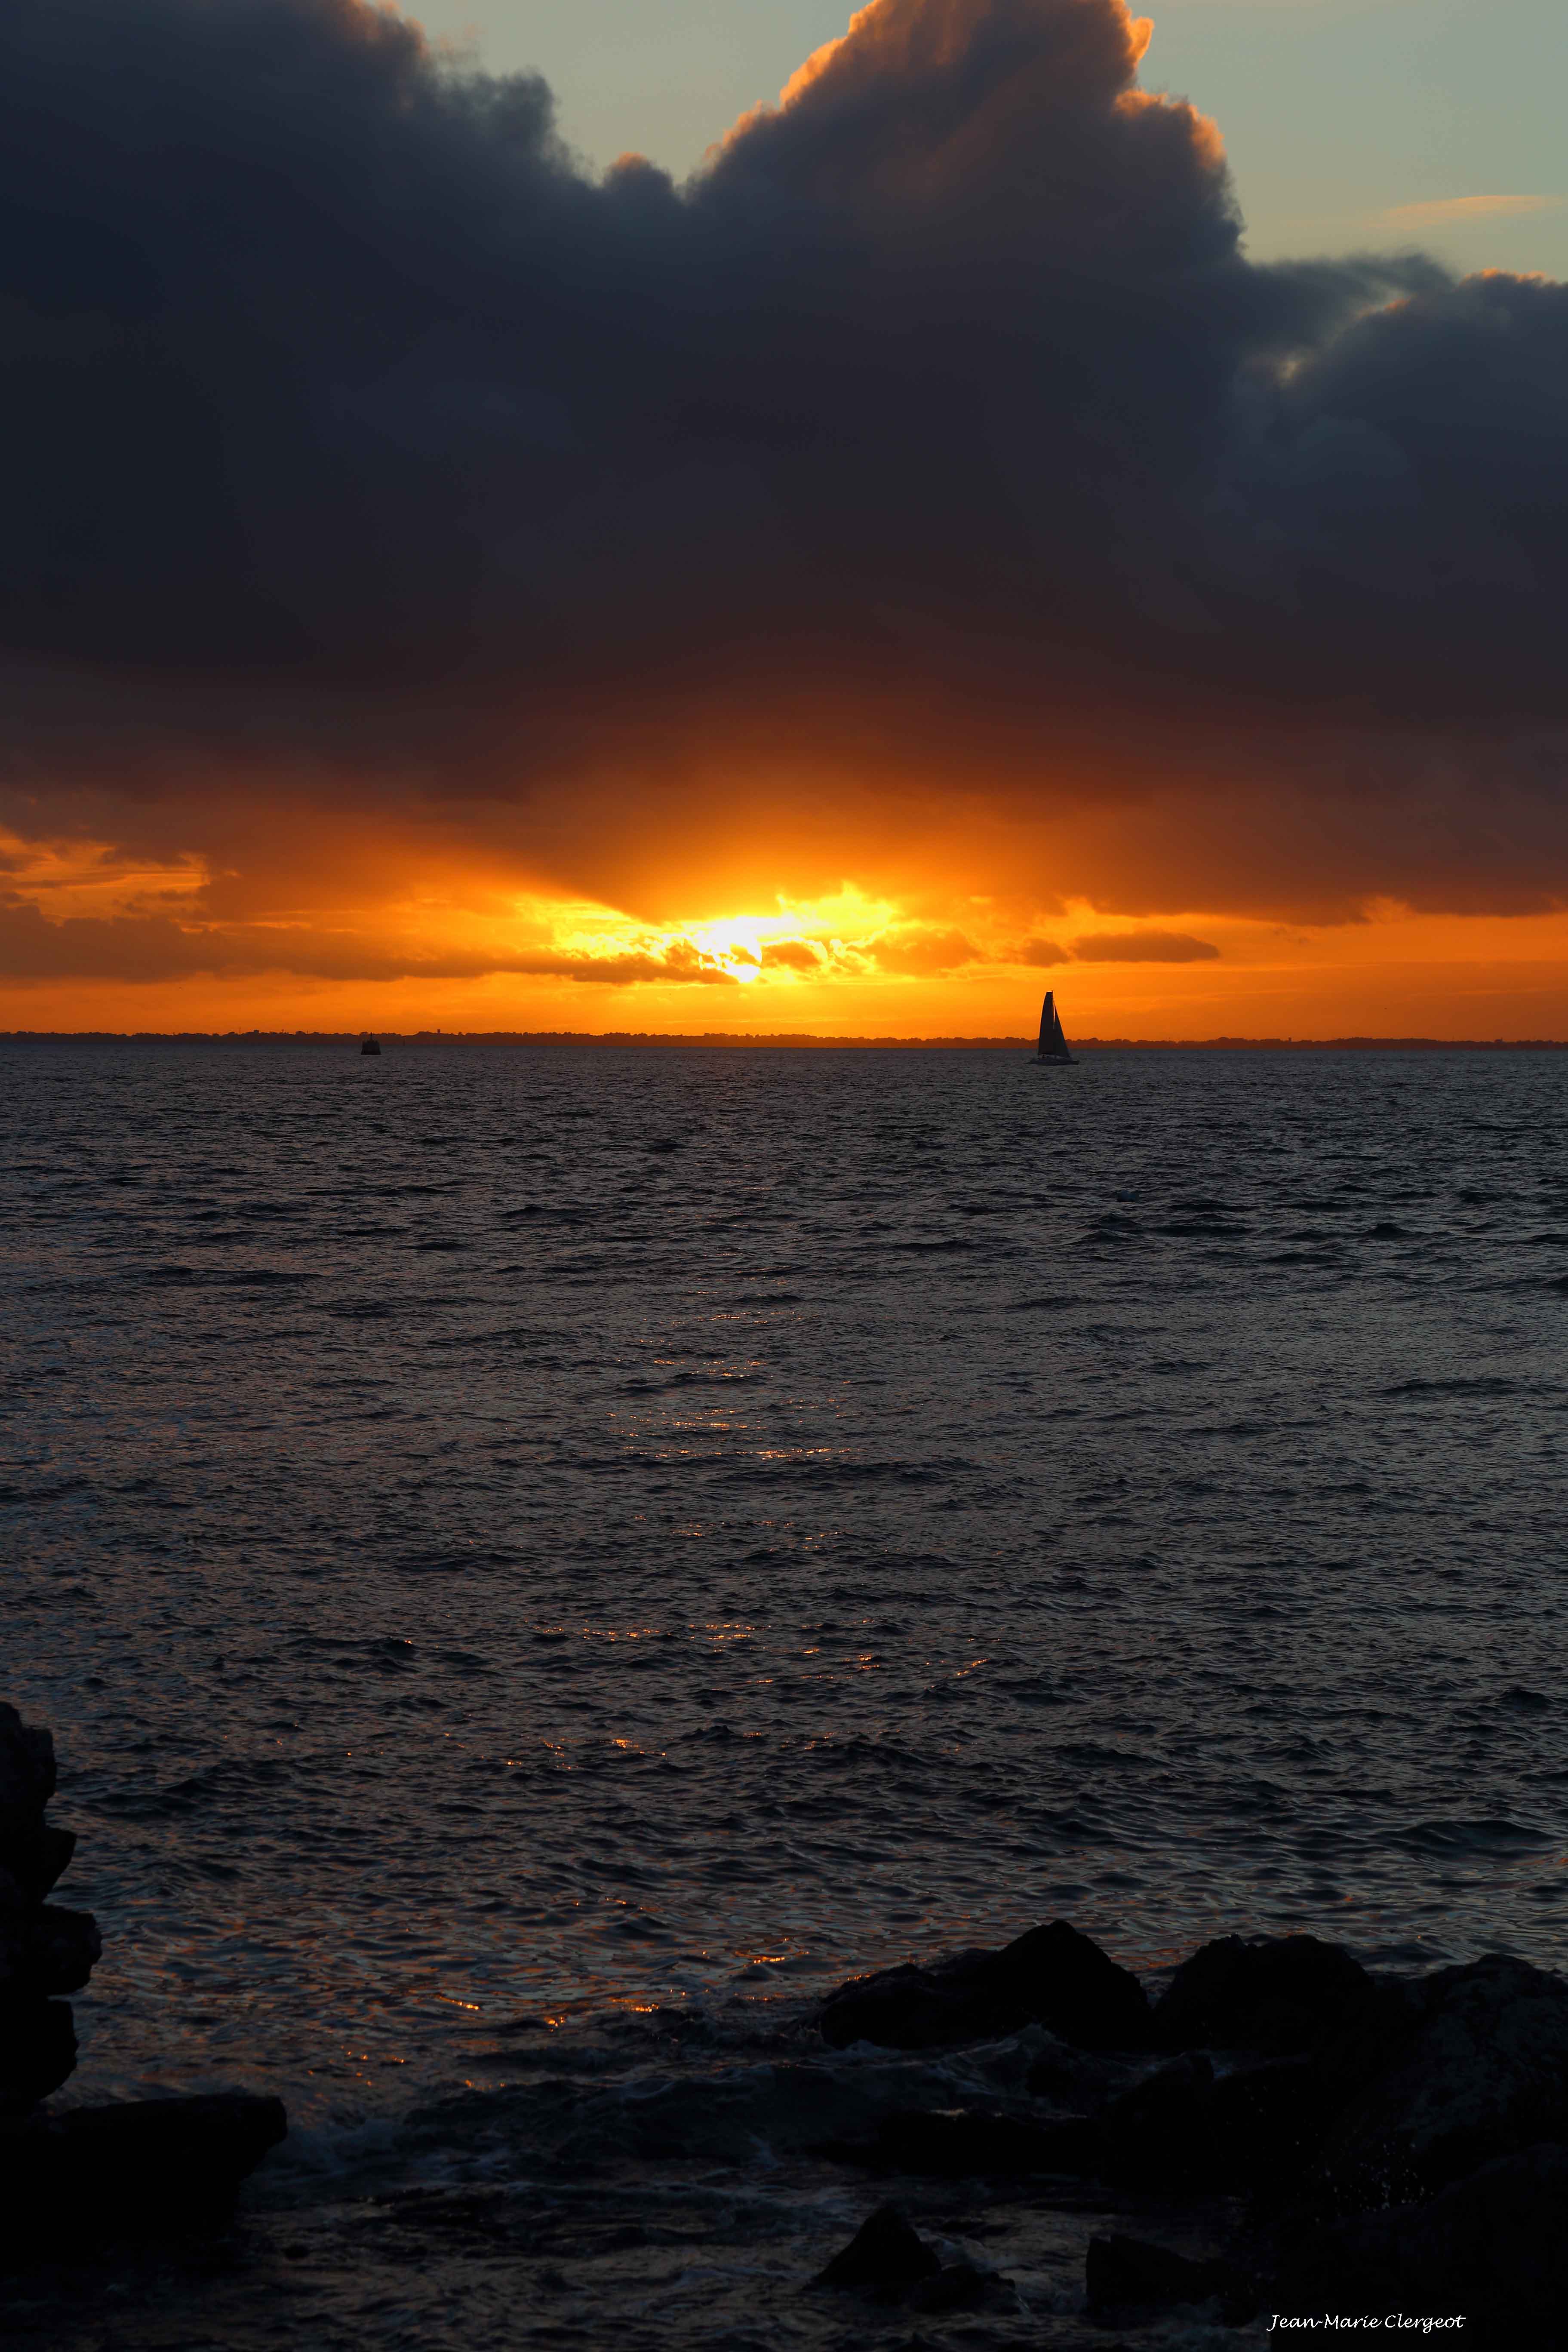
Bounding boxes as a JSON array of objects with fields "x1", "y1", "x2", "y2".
[{"x1": 2, "y1": 0, "x2": 1567, "y2": 940}]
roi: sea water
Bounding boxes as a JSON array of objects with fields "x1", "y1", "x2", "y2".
[{"x1": 4, "y1": 1040, "x2": 1567, "y2": 2344}]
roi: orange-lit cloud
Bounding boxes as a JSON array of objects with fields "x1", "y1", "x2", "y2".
[
  {"x1": 0, "y1": 0, "x2": 1565, "y2": 1035},
  {"x1": 1380, "y1": 194, "x2": 1564, "y2": 230},
  {"x1": 867, "y1": 926, "x2": 984, "y2": 975},
  {"x1": 759, "y1": 939, "x2": 824, "y2": 972},
  {"x1": 1073, "y1": 930, "x2": 1219, "y2": 962}
]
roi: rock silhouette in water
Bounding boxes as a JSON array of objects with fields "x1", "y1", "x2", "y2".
[
  {"x1": 0, "y1": 2094, "x2": 288, "y2": 2241},
  {"x1": 0, "y1": 1702, "x2": 287, "y2": 2253},
  {"x1": 815, "y1": 2203, "x2": 941, "y2": 2290},
  {"x1": 815, "y1": 2203, "x2": 1003, "y2": 2313},
  {"x1": 0, "y1": 1704, "x2": 100, "y2": 2114},
  {"x1": 1150, "y1": 1932, "x2": 1379, "y2": 2056},
  {"x1": 817, "y1": 1918, "x2": 1151, "y2": 2051}
]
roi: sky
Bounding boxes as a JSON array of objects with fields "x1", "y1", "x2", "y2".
[{"x1": 2, "y1": 0, "x2": 1566, "y2": 1037}]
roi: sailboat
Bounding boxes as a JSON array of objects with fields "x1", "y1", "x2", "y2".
[{"x1": 1034, "y1": 990, "x2": 1076, "y2": 1065}]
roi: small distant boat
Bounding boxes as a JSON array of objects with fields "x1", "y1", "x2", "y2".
[
  {"x1": 360, "y1": 1036, "x2": 381, "y2": 1057},
  {"x1": 1034, "y1": 990, "x2": 1076, "y2": 1065}
]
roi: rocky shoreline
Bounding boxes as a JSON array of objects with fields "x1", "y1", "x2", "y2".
[
  {"x1": 806, "y1": 1918, "x2": 1566, "y2": 2338},
  {"x1": 4, "y1": 1697, "x2": 1564, "y2": 2344}
]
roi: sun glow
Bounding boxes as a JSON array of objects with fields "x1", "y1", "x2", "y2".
[
  {"x1": 10, "y1": 828, "x2": 1568, "y2": 1039},
  {"x1": 467, "y1": 882, "x2": 916, "y2": 991},
  {"x1": 599, "y1": 884, "x2": 905, "y2": 984}
]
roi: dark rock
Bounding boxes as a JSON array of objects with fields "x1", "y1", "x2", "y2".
[
  {"x1": 0, "y1": 1999, "x2": 76, "y2": 2115},
  {"x1": 0, "y1": 1708, "x2": 88, "y2": 2115},
  {"x1": 818, "y1": 2105, "x2": 1099, "y2": 2178},
  {"x1": 818, "y1": 1920, "x2": 1150, "y2": 2053},
  {"x1": 1305, "y1": 1953, "x2": 1568, "y2": 2215},
  {"x1": 1, "y1": 1826, "x2": 75, "y2": 1904},
  {"x1": 905, "y1": 2258, "x2": 991, "y2": 2313},
  {"x1": 1101, "y1": 2052, "x2": 1214, "y2": 2187},
  {"x1": 0, "y1": 2092, "x2": 288, "y2": 2248},
  {"x1": 0, "y1": 1709, "x2": 55, "y2": 1856},
  {"x1": 815, "y1": 2203, "x2": 942, "y2": 2291},
  {"x1": 0, "y1": 1906, "x2": 102, "y2": 1999},
  {"x1": 818, "y1": 1958, "x2": 966, "y2": 2051},
  {"x1": 1086, "y1": 2232, "x2": 1254, "y2": 2322},
  {"x1": 1151, "y1": 1934, "x2": 1377, "y2": 2056},
  {"x1": 1033, "y1": 1945, "x2": 1568, "y2": 2229},
  {"x1": 1276, "y1": 2142, "x2": 1568, "y2": 2347},
  {"x1": 981, "y1": 1922, "x2": 1153, "y2": 2047},
  {"x1": 1206, "y1": 2055, "x2": 1341, "y2": 2193},
  {"x1": 1023, "y1": 2041, "x2": 1140, "y2": 2107},
  {"x1": 1096, "y1": 2048, "x2": 1348, "y2": 2197}
]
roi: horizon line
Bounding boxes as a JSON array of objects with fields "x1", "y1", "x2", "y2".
[{"x1": 7, "y1": 1030, "x2": 1568, "y2": 1050}]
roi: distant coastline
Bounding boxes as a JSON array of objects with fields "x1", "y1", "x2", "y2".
[{"x1": 6, "y1": 1030, "x2": 1568, "y2": 1051}]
